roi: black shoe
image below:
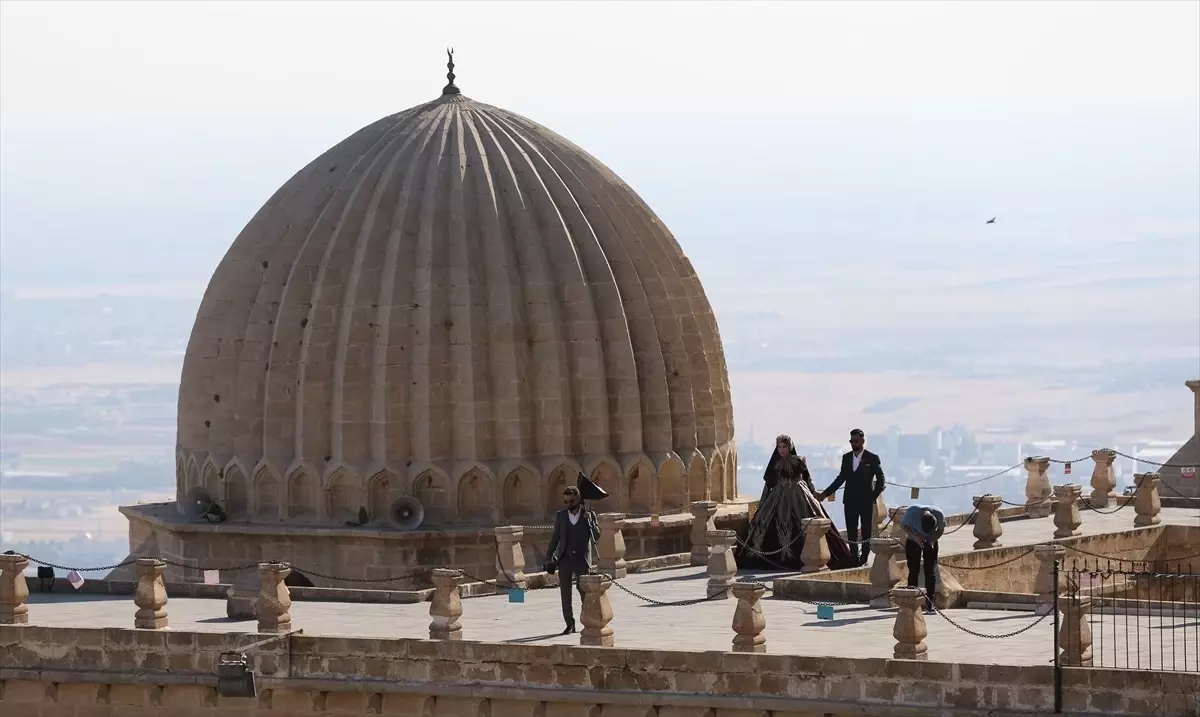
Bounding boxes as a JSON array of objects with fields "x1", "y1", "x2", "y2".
[{"x1": 562, "y1": 624, "x2": 576, "y2": 635}]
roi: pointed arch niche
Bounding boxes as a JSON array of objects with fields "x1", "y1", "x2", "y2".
[
  {"x1": 412, "y1": 471, "x2": 450, "y2": 526},
  {"x1": 457, "y1": 469, "x2": 494, "y2": 524},
  {"x1": 502, "y1": 467, "x2": 540, "y2": 522}
]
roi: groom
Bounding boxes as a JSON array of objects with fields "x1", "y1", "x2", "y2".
[{"x1": 819, "y1": 429, "x2": 887, "y2": 566}]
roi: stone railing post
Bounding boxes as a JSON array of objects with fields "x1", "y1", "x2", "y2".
[
  {"x1": 428, "y1": 568, "x2": 463, "y2": 640},
  {"x1": 1133, "y1": 473, "x2": 1162, "y2": 527},
  {"x1": 494, "y1": 526, "x2": 527, "y2": 589},
  {"x1": 1032, "y1": 544, "x2": 1066, "y2": 615},
  {"x1": 971, "y1": 494, "x2": 1003, "y2": 549},
  {"x1": 597, "y1": 514, "x2": 628, "y2": 578},
  {"x1": 1089, "y1": 449, "x2": 1117, "y2": 508},
  {"x1": 578, "y1": 574, "x2": 614, "y2": 647},
  {"x1": 706, "y1": 529, "x2": 738, "y2": 599},
  {"x1": 1059, "y1": 594, "x2": 1093, "y2": 667},
  {"x1": 256, "y1": 562, "x2": 293, "y2": 633},
  {"x1": 1053, "y1": 484, "x2": 1083, "y2": 538},
  {"x1": 868, "y1": 538, "x2": 903, "y2": 607},
  {"x1": 890, "y1": 586, "x2": 928, "y2": 660},
  {"x1": 133, "y1": 558, "x2": 168, "y2": 629},
  {"x1": 0, "y1": 553, "x2": 31, "y2": 625},
  {"x1": 731, "y1": 582, "x2": 767, "y2": 653},
  {"x1": 888, "y1": 507, "x2": 908, "y2": 542},
  {"x1": 875, "y1": 494, "x2": 890, "y2": 534},
  {"x1": 689, "y1": 501, "x2": 719, "y2": 566},
  {"x1": 1024, "y1": 457, "x2": 1052, "y2": 518},
  {"x1": 799, "y1": 518, "x2": 832, "y2": 573}
]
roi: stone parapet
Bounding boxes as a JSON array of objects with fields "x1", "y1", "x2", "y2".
[{"x1": 1, "y1": 625, "x2": 1196, "y2": 716}]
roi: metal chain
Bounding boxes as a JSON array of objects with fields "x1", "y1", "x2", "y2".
[
  {"x1": 887, "y1": 462, "x2": 1025, "y2": 491},
  {"x1": 932, "y1": 604, "x2": 1053, "y2": 639},
  {"x1": 938, "y1": 547, "x2": 1036, "y2": 571},
  {"x1": 1080, "y1": 493, "x2": 1137, "y2": 515}
]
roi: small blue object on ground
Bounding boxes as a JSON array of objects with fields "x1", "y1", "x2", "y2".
[
  {"x1": 816, "y1": 604, "x2": 835, "y2": 620},
  {"x1": 508, "y1": 588, "x2": 525, "y2": 603}
]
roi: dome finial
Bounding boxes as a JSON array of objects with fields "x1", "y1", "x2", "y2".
[{"x1": 442, "y1": 47, "x2": 460, "y2": 95}]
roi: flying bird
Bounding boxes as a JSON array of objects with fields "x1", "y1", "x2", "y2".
[{"x1": 986, "y1": 217, "x2": 996, "y2": 224}]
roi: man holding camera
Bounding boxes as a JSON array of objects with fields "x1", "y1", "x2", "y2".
[{"x1": 545, "y1": 484, "x2": 601, "y2": 635}]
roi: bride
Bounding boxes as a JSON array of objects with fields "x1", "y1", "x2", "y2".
[{"x1": 735, "y1": 434, "x2": 856, "y2": 570}]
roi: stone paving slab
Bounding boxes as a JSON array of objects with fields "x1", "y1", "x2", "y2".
[{"x1": 24, "y1": 562, "x2": 1196, "y2": 669}]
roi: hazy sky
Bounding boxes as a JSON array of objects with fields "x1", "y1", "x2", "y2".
[{"x1": 1, "y1": 0, "x2": 1198, "y2": 298}]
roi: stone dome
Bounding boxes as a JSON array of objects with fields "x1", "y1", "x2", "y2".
[{"x1": 176, "y1": 68, "x2": 736, "y2": 527}]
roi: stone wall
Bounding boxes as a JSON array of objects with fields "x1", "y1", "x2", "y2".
[
  {"x1": 118, "y1": 503, "x2": 749, "y2": 588},
  {"x1": 2, "y1": 626, "x2": 1197, "y2": 716},
  {"x1": 774, "y1": 525, "x2": 1186, "y2": 605}
]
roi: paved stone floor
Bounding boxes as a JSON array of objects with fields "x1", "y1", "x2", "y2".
[{"x1": 20, "y1": 505, "x2": 1199, "y2": 668}]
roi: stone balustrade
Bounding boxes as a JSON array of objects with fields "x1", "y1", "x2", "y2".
[
  {"x1": 428, "y1": 568, "x2": 464, "y2": 640},
  {"x1": 1032, "y1": 544, "x2": 1067, "y2": 615},
  {"x1": 133, "y1": 558, "x2": 168, "y2": 630},
  {"x1": 688, "y1": 501, "x2": 719, "y2": 566},
  {"x1": 705, "y1": 529, "x2": 738, "y2": 599},
  {"x1": 888, "y1": 507, "x2": 908, "y2": 542},
  {"x1": 730, "y1": 581, "x2": 767, "y2": 653},
  {"x1": 1059, "y1": 594, "x2": 1093, "y2": 667},
  {"x1": 578, "y1": 574, "x2": 614, "y2": 646},
  {"x1": 0, "y1": 553, "x2": 30, "y2": 625},
  {"x1": 596, "y1": 514, "x2": 627, "y2": 578},
  {"x1": 1133, "y1": 473, "x2": 1162, "y2": 527},
  {"x1": 257, "y1": 562, "x2": 293, "y2": 634},
  {"x1": 1053, "y1": 484, "x2": 1083, "y2": 539},
  {"x1": 971, "y1": 494, "x2": 1004, "y2": 549},
  {"x1": 799, "y1": 518, "x2": 832, "y2": 573},
  {"x1": 494, "y1": 526, "x2": 527, "y2": 589},
  {"x1": 1024, "y1": 457, "x2": 1052, "y2": 518},
  {"x1": 868, "y1": 537, "x2": 903, "y2": 607},
  {"x1": 890, "y1": 586, "x2": 929, "y2": 660},
  {"x1": 1090, "y1": 449, "x2": 1118, "y2": 508}
]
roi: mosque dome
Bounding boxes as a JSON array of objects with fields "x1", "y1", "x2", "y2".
[{"x1": 176, "y1": 56, "x2": 736, "y2": 527}]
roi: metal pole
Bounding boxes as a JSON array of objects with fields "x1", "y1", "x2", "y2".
[{"x1": 1053, "y1": 559, "x2": 1062, "y2": 714}]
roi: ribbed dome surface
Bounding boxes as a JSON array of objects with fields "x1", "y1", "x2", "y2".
[{"x1": 177, "y1": 90, "x2": 736, "y2": 526}]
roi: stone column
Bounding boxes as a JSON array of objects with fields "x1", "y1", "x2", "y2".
[
  {"x1": 428, "y1": 568, "x2": 463, "y2": 640},
  {"x1": 1059, "y1": 595, "x2": 1093, "y2": 667},
  {"x1": 868, "y1": 538, "x2": 903, "y2": 607},
  {"x1": 1089, "y1": 449, "x2": 1117, "y2": 508},
  {"x1": 1133, "y1": 473, "x2": 1162, "y2": 527},
  {"x1": 888, "y1": 507, "x2": 908, "y2": 542},
  {"x1": 1032, "y1": 544, "x2": 1066, "y2": 615},
  {"x1": 578, "y1": 574, "x2": 614, "y2": 647},
  {"x1": 730, "y1": 582, "x2": 767, "y2": 653},
  {"x1": 706, "y1": 529, "x2": 738, "y2": 599},
  {"x1": 875, "y1": 495, "x2": 889, "y2": 534},
  {"x1": 971, "y1": 494, "x2": 1003, "y2": 549},
  {"x1": 890, "y1": 586, "x2": 928, "y2": 660},
  {"x1": 0, "y1": 553, "x2": 30, "y2": 625},
  {"x1": 1052, "y1": 484, "x2": 1083, "y2": 539},
  {"x1": 494, "y1": 526, "x2": 527, "y2": 589},
  {"x1": 799, "y1": 518, "x2": 832, "y2": 573},
  {"x1": 133, "y1": 558, "x2": 168, "y2": 629},
  {"x1": 688, "y1": 501, "x2": 719, "y2": 566},
  {"x1": 1024, "y1": 457, "x2": 1052, "y2": 518},
  {"x1": 256, "y1": 562, "x2": 293, "y2": 634},
  {"x1": 597, "y1": 514, "x2": 628, "y2": 578}
]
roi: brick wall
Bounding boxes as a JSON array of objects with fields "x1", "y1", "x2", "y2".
[{"x1": 2, "y1": 626, "x2": 1197, "y2": 716}]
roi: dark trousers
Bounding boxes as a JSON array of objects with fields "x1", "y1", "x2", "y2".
[
  {"x1": 844, "y1": 501, "x2": 874, "y2": 564},
  {"x1": 905, "y1": 538, "x2": 939, "y2": 603},
  {"x1": 558, "y1": 561, "x2": 586, "y2": 626}
]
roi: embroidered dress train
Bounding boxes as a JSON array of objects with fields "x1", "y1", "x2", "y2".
[{"x1": 735, "y1": 435, "x2": 856, "y2": 571}]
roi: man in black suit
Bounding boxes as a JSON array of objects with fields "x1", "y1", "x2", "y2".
[
  {"x1": 546, "y1": 484, "x2": 600, "y2": 635},
  {"x1": 819, "y1": 428, "x2": 887, "y2": 566}
]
